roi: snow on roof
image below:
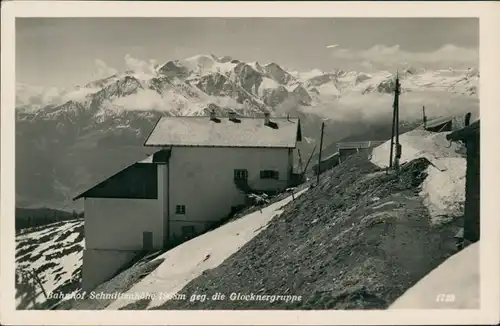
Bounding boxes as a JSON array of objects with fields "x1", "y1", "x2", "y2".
[
  {"x1": 425, "y1": 115, "x2": 454, "y2": 129},
  {"x1": 337, "y1": 140, "x2": 386, "y2": 150},
  {"x1": 322, "y1": 151, "x2": 340, "y2": 161},
  {"x1": 144, "y1": 116, "x2": 302, "y2": 148}
]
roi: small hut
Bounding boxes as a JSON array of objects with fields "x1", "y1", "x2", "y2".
[
  {"x1": 425, "y1": 115, "x2": 453, "y2": 132},
  {"x1": 336, "y1": 140, "x2": 386, "y2": 163},
  {"x1": 446, "y1": 119, "x2": 480, "y2": 244},
  {"x1": 312, "y1": 152, "x2": 340, "y2": 176}
]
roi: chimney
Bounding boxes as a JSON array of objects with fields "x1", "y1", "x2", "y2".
[
  {"x1": 229, "y1": 111, "x2": 236, "y2": 121},
  {"x1": 264, "y1": 112, "x2": 270, "y2": 125},
  {"x1": 209, "y1": 109, "x2": 216, "y2": 121}
]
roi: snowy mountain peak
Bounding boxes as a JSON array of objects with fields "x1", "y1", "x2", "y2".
[
  {"x1": 17, "y1": 53, "x2": 479, "y2": 125},
  {"x1": 158, "y1": 60, "x2": 190, "y2": 79},
  {"x1": 264, "y1": 62, "x2": 295, "y2": 85},
  {"x1": 248, "y1": 62, "x2": 266, "y2": 74},
  {"x1": 15, "y1": 53, "x2": 479, "y2": 213}
]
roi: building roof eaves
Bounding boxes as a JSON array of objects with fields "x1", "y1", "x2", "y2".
[{"x1": 446, "y1": 120, "x2": 480, "y2": 142}]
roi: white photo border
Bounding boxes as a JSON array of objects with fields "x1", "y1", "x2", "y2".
[{"x1": 1, "y1": 1, "x2": 499, "y2": 325}]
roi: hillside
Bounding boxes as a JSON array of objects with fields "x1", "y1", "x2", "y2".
[
  {"x1": 54, "y1": 189, "x2": 309, "y2": 310},
  {"x1": 142, "y1": 155, "x2": 463, "y2": 310},
  {"x1": 16, "y1": 54, "x2": 479, "y2": 210},
  {"x1": 14, "y1": 123, "x2": 473, "y2": 310},
  {"x1": 389, "y1": 241, "x2": 479, "y2": 309},
  {"x1": 16, "y1": 207, "x2": 82, "y2": 232},
  {"x1": 16, "y1": 219, "x2": 84, "y2": 309},
  {"x1": 41, "y1": 126, "x2": 470, "y2": 310}
]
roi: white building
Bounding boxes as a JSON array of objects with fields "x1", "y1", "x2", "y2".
[{"x1": 73, "y1": 112, "x2": 302, "y2": 291}]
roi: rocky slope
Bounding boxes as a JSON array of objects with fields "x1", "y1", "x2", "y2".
[
  {"x1": 144, "y1": 154, "x2": 463, "y2": 310},
  {"x1": 16, "y1": 128, "x2": 469, "y2": 310},
  {"x1": 16, "y1": 219, "x2": 84, "y2": 309},
  {"x1": 46, "y1": 149, "x2": 466, "y2": 310},
  {"x1": 16, "y1": 54, "x2": 479, "y2": 210}
]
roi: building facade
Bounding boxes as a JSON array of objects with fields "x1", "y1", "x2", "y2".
[
  {"x1": 312, "y1": 152, "x2": 340, "y2": 176},
  {"x1": 336, "y1": 141, "x2": 386, "y2": 163},
  {"x1": 74, "y1": 112, "x2": 302, "y2": 291}
]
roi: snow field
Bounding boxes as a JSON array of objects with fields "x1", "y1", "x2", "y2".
[
  {"x1": 16, "y1": 220, "x2": 84, "y2": 308},
  {"x1": 370, "y1": 129, "x2": 466, "y2": 224}
]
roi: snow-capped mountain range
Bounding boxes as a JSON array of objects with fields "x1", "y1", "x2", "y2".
[
  {"x1": 15, "y1": 54, "x2": 479, "y2": 210},
  {"x1": 17, "y1": 54, "x2": 479, "y2": 119}
]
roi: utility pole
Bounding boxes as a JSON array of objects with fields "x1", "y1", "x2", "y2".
[
  {"x1": 394, "y1": 72, "x2": 402, "y2": 170},
  {"x1": 303, "y1": 145, "x2": 317, "y2": 174},
  {"x1": 423, "y1": 106, "x2": 427, "y2": 128},
  {"x1": 316, "y1": 122, "x2": 325, "y2": 185},
  {"x1": 389, "y1": 78, "x2": 397, "y2": 168},
  {"x1": 389, "y1": 71, "x2": 402, "y2": 170},
  {"x1": 389, "y1": 113, "x2": 395, "y2": 168}
]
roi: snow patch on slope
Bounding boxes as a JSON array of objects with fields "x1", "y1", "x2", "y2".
[
  {"x1": 258, "y1": 77, "x2": 281, "y2": 97},
  {"x1": 64, "y1": 87, "x2": 101, "y2": 102},
  {"x1": 290, "y1": 69, "x2": 325, "y2": 82},
  {"x1": 389, "y1": 242, "x2": 479, "y2": 309},
  {"x1": 16, "y1": 219, "x2": 84, "y2": 308},
  {"x1": 370, "y1": 129, "x2": 466, "y2": 224},
  {"x1": 370, "y1": 129, "x2": 463, "y2": 168},
  {"x1": 183, "y1": 54, "x2": 237, "y2": 76},
  {"x1": 420, "y1": 158, "x2": 466, "y2": 224},
  {"x1": 105, "y1": 189, "x2": 308, "y2": 310},
  {"x1": 260, "y1": 77, "x2": 280, "y2": 90},
  {"x1": 316, "y1": 83, "x2": 341, "y2": 97},
  {"x1": 16, "y1": 84, "x2": 100, "y2": 110},
  {"x1": 248, "y1": 61, "x2": 266, "y2": 74}
]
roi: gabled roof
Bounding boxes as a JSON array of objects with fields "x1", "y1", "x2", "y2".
[
  {"x1": 73, "y1": 149, "x2": 170, "y2": 201},
  {"x1": 425, "y1": 115, "x2": 453, "y2": 129},
  {"x1": 322, "y1": 151, "x2": 340, "y2": 162},
  {"x1": 337, "y1": 140, "x2": 386, "y2": 150},
  {"x1": 446, "y1": 120, "x2": 480, "y2": 142},
  {"x1": 144, "y1": 116, "x2": 302, "y2": 148}
]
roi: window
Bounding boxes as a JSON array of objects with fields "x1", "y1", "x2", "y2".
[
  {"x1": 234, "y1": 169, "x2": 248, "y2": 180},
  {"x1": 260, "y1": 170, "x2": 279, "y2": 180},
  {"x1": 175, "y1": 205, "x2": 186, "y2": 215}
]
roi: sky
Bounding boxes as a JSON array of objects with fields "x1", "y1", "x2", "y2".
[{"x1": 16, "y1": 18, "x2": 479, "y2": 88}]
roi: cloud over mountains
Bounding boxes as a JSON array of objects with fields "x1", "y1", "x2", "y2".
[{"x1": 330, "y1": 44, "x2": 478, "y2": 71}]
